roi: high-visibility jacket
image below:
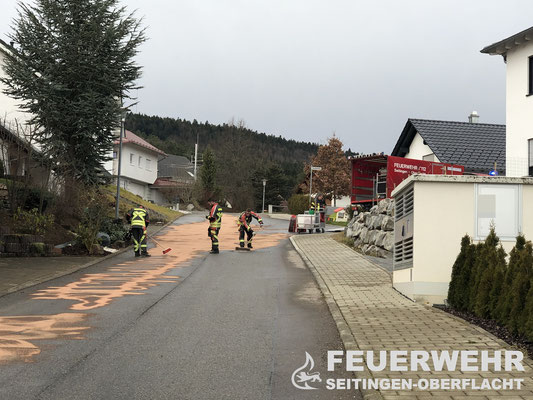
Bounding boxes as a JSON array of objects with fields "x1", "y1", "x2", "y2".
[
  {"x1": 208, "y1": 203, "x2": 223, "y2": 228},
  {"x1": 127, "y1": 208, "x2": 150, "y2": 228},
  {"x1": 311, "y1": 198, "x2": 326, "y2": 212},
  {"x1": 238, "y1": 211, "x2": 263, "y2": 230}
]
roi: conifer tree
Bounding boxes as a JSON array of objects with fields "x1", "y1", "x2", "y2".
[
  {"x1": 1, "y1": 0, "x2": 145, "y2": 185},
  {"x1": 472, "y1": 229, "x2": 506, "y2": 318},
  {"x1": 495, "y1": 235, "x2": 526, "y2": 323},
  {"x1": 448, "y1": 235, "x2": 471, "y2": 309},
  {"x1": 507, "y1": 242, "x2": 533, "y2": 334}
]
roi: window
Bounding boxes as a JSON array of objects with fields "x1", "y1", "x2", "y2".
[
  {"x1": 529, "y1": 56, "x2": 533, "y2": 95},
  {"x1": 423, "y1": 153, "x2": 435, "y2": 162},
  {"x1": 529, "y1": 138, "x2": 533, "y2": 176},
  {"x1": 146, "y1": 159, "x2": 151, "y2": 171},
  {"x1": 130, "y1": 153, "x2": 134, "y2": 165},
  {"x1": 113, "y1": 151, "x2": 117, "y2": 159},
  {"x1": 138, "y1": 155, "x2": 142, "y2": 167},
  {"x1": 475, "y1": 184, "x2": 521, "y2": 240}
]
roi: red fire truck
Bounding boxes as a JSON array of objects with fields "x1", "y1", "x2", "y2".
[{"x1": 350, "y1": 154, "x2": 464, "y2": 206}]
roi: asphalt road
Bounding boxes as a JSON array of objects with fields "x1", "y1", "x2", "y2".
[{"x1": 0, "y1": 214, "x2": 360, "y2": 400}]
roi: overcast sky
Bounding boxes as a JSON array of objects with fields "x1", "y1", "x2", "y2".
[{"x1": 2, "y1": 0, "x2": 533, "y2": 153}]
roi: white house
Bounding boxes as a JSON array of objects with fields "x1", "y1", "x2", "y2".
[
  {"x1": 104, "y1": 130, "x2": 167, "y2": 202},
  {"x1": 391, "y1": 118, "x2": 506, "y2": 174},
  {"x1": 482, "y1": 26, "x2": 533, "y2": 177}
]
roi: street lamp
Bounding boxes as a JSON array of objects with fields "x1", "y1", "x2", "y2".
[
  {"x1": 114, "y1": 106, "x2": 128, "y2": 220},
  {"x1": 262, "y1": 179, "x2": 267, "y2": 212},
  {"x1": 309, "y1": 165, "x2": 322, "y2": 205}
]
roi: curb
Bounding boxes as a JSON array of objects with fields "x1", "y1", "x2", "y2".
[
  {"x1": 0, "y1": 216, "x2": 180, "y2": 299},
  {"x1": 289, "y1": 236, "x2": 384, "y2": 400}
]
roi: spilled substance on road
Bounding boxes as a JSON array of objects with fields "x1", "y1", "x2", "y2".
[
  {"x1": 0, "y1": 313, "x2": 89, "y2": 364},
  {"x1": 0, "y1": 218, "x2": 287, "y2": 363}
]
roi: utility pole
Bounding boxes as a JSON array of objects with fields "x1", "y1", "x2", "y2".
[
  {"x1": 309, "y1": 166, "x2": 322, "y2": 205},
  {"x1": 115, "y1": 104, "x2": 127, "y2": 220},
  {"x1": 194, "y1": 132, "x2": 199, "y2": 180},
  {"x1": 262, "y1": 179, "x2": 267, "y2": 212}
]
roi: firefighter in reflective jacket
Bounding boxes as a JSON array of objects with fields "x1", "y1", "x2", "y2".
[
  {"x1": 206, "y1": 200, "x2": 223, "y2": 254},
  {"x1": 126, "y1": 205, "x2": 150, "y2": 257},
  {"x1": 238, "y1": 209, "x2": 263, "y2": 249},
  {"x1": 311, "y1": 194, "x2": 327, "y2": 223}
]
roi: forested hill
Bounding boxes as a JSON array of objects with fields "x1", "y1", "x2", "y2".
[{"x1": 124, "y1": 113, "x2": 318, "y2": 164}]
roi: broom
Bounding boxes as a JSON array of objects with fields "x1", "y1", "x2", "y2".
[{"x1": 147, "y1": 234, "x2": 172, "y2": 254}]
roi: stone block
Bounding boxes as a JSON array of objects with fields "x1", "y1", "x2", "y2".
[
  {"x1": 381, "y1": 216, "x2": 394, "y2": 231},
  {"x1": 375, "y1": 231, "x2": 387, "y2": 247},
  {"x1": 383, "y1": 232, "x2": 394, "y2": 251}
]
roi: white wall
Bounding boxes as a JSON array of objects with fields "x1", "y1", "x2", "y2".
[
  {"x1": 404, "y1": 133, "x2": 440, "y2": 161},
  {"x1": 505, "y1": 41, "x2": 533, "y2": 177},
  {"x1": 106, "y1": 142, "x2": 159, "y2": 186}
]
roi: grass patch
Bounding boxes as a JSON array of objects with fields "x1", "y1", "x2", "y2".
[
  {"x1": 332, "y1": 232, "x2": 355, "y2": 249},
  {"x1": 327, "y1": 220, "x2": 348, "y2": 227},
  {"x1": 103, "y1": 185, "x2": 182, "y2": 222}
]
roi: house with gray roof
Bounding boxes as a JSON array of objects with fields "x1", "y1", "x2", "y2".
[{"x1": 391, "y1": 117, "x2": 506, "y2": 174}]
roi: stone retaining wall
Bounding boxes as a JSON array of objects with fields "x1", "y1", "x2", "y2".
[{"x1": 344, "y1": 198, "x2": 394, "y2": 258}]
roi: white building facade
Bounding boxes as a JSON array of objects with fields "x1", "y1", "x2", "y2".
[
  {"x1": 104, "y1": 130, "x2": 167, "y2": 202},
  {"x1": 482, "y1": 26, "x2": 533, "y2": 177}
]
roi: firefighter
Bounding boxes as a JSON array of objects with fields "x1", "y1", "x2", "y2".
[
  {"x1": 126, "y1": 205, "x2": 150, "y2": 257},
  {"x1": 311, "y1": 193, "x2": 327, "y2": 223},
  {"x1": 238, "y1": 209, "x2": 263, "y2": 249},
  {"x1": 206, "y1": 199, "x2": 223, "y2": 254}
]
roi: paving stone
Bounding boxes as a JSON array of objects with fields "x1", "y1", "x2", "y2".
[{"x1": 292, "y1": 235, "x2": 533, "y2": 399}]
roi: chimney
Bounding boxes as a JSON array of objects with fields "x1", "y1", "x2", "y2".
[{"x1": 468, "y1": 110, "x2": 479, "y2": 123}]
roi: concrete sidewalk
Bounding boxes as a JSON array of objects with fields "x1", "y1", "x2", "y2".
[
  {"x1": 0, "y1": 225, "x2": 162, "y2": 298},
  {"x1": 291, "y1": 234, "x2": 533, "y2": 400}
]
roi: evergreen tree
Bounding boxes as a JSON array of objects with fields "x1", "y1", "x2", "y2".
[
  {"x1": 448, "y1": 235, "x2": 470, "y2": 309},
  {"x1": 200, "y1": 147, "x2": 217, "y2": 200},
  {"x1": 507, "y1": 241, "x2": 533, "y2": 334},
  {"x1": 1, "y1": 0, "x2": 145, "y2": 185},
  {"x1": 448, "y1": 235, "x2": 476, "y2": 310},
  {"x1": 472, "y1": 229, "x2": 506, "y2": 318},
  {"x1": 523, "y1": 280, "x2": 533, "y2": 341},
  {"x1": 495, "y1": 235, "x2": 526, "y2": 323}
]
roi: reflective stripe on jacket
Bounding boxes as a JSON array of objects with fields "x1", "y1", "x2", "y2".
[
  {"x1": 130, "y1": 208, "x2": 149, "y2": 227},
  {"x1": 209, "y1": 204, "x2": 223, "y2": 228},
  {"x1": 238, "y1": 211, "x2": 262, "y2": 230}
]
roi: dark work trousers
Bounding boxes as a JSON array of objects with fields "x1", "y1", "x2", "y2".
[
  {"x1": 131, "y1": 226, "x2": 147, "y2": 255},
  {"x1": 208, "y1": 227, "x2": 220, "y2": 251},
  {"x1": 239, "y1": 226, "x2": 254, "y2": 247}
]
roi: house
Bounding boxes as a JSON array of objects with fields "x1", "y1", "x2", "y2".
[
  {"x1": 158, "y1": 155, "x2": 195, "y2": 183},
  {"x1": 481, "y1": 26, "x2": 533, "y2": 177},
  {"x1": 104, "y1": 130, "x2": 167, "y2": 203},
  {"x1": 391, "y1": 118, "x2": 506, "y2": 175},
  {"x1": 0, "y1": 39, "x2": 48, "y2": 183}
]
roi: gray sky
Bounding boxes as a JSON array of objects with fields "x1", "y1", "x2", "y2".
[{"x1": 2, "y1": 0, "x2": 533, "y2": 153}]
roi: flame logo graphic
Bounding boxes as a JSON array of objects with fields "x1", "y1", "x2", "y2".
[{"x1": 291, "y1": 352, "x2": 322, "y2": 390}]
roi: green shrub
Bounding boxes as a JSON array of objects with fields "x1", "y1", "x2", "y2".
[
  {"x1": 449, "y1": 231, "x2": 533, "y2": 341},
  {"x1": 100, "y1": 218, "x2": 129, "y2": 243},
  {"x1": 287, "y1": 194, "x2": 309, "y2": 215},
  {"x1": 13, "y1": 207, "x2": 54, "y2": 235},
  {"x1": 472, "y1": 229, "x2": 506, "y2": 318},
  {"x1": 507, "y1": 242, "x2": 532, "y2": 335},
  {"x1": 76, "y1": 222, "x2": 101, "y2": 254},
  {"x1": 494, "y1": 235, "x2": 526, "y2": 323},
  {"x1": 448, "y1": 235, "x2": 475, "y2": 310}
]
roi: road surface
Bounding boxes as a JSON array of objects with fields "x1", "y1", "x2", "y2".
[{"x1": 0, "y1": 213, "x2": 360, "y2": 399}]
